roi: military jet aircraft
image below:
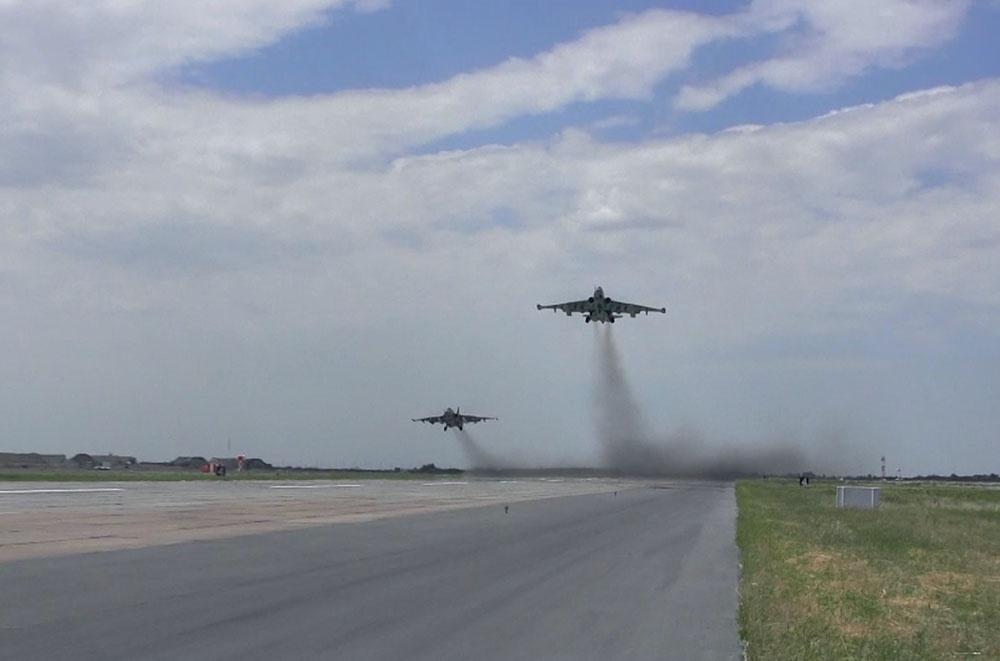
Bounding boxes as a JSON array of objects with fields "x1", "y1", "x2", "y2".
[
  {"x1": 536, "y1": 286, "x2": 666, "y2": 323},
  {"x1": 411, "y1": 407, "x2": 497, "y2": 431}
]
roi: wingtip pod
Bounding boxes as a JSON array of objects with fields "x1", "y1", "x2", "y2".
[
  {"x1": 661, "y1": 307, "x2": 666, "y2": 313},
  {"x1": 536, "y1": 304, "x2": 542, "y2": 310}
]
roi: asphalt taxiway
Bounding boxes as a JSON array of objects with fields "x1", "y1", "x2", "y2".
[{"x1": 0, "y1": 481, "x2": 741, "y2": 660}]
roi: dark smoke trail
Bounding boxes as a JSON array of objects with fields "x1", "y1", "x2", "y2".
[
  {"x1": 453, "y1": 429, "x2": 504, "y2": 470},
  {"x1": 593, "y1": 325, "x2": 808, "y2": 478},
  {"x1": 594, "y1": 324, "x2": 652, "y2": 468}
]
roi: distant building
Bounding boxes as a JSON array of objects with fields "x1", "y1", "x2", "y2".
[
  {"x1": 88, "y1": 454, "x2": 136, "y2": 468},
  {"x1": 0, "y1": 452, "x2": 68, "y2": 468},
  {"x1": 168, "y1": 456, "x2": 270, "y2": 470},
  {"x1": 245, "y1": 458, "x2": 272, "y2": 470},
  {"x1": 210, "y1": 457, "x2": 272, "y2": 471},
  {"x1": 70, "y1": 453, "x2": 96, "y2": 468},
  {"x1": 169, "y1": 456, "x2": 208, "y2": 469}
]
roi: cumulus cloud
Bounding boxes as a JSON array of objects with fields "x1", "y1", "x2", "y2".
[{"x1": 7, "y1": 79, "x2": 996, "y2": 330}]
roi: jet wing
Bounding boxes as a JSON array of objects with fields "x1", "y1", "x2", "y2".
[
  {"x1": 412, "y1": 416, "x2": 445, "y2": 424},
  {"x1": 605, "y1": 298, "x2": 667, "y2": 317},
  {"x1": 457, "y1": 415, "x2": 497, "y2": 424},
  {"x1": 536, "y1": 300, "x2": 590, "y2": 315}
]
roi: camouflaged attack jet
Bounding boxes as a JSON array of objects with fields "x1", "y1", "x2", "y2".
[
  {"x1": 411, "y1": 407, "x2": 497, "y2": 431},
  {"x1": 536, "y1": 286, "x2": 666, "y2": 324}
]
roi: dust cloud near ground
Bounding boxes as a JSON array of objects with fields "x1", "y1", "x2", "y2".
[
  {"x1": 453, "y1": 429, "x2": 506, "y2": 470},
  {"x1": 593, "y1": 325, "x2": 811, "y2": 478}
]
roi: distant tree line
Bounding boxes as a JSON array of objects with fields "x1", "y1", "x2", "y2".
[{"x1": 906, "y1": 473, "x2": 1000, "y2": 483}]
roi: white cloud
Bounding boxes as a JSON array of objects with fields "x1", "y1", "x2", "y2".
[
  {"x1": 676, "y1": 0, "x2": 970, "y2": 111},
  {"x1": 0, "y1": 1, "x2": 374, "y2": 87},
  {"x1": 1, "y1": 7, "x2": 742, "y2": 182},
  {"x1": 587, "y1": 115, "x2": 642, "y2": 131},
  {"x1": 8, "y1": 79, "x2": 997, "y2": 332}
]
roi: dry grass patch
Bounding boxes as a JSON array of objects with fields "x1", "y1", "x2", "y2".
[
  {"x1": 918, "y1": 571, "x2": 976, "y2": 594},
  {"x1": 793, "y1": 550, "x2": 839, "y2": 572}
]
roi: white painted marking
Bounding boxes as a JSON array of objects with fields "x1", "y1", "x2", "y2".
[
  {"x1": 498, "y1": 480, "x2": 520, "y2": 484},
  {"x1": 420, "y1": 481, "x2": 468, "y2": 486},
  {"x1": 0, "y1": 488, "x2": 124, "y2": 495},
  {"x1": 268, "y1": 484, "x2": 362, "y2": 489}
]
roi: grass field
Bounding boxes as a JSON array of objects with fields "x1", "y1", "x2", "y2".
[
  {"x1": 737, "y1": 480, "x2": 1000, "y2": 660},
  {"x1": 0, "y1": 468, "x2": 452, "y2": 482}
]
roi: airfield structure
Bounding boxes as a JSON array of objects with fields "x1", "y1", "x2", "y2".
[{"x1": 836, "y1": 485, "x2": 881, "y2": 510}]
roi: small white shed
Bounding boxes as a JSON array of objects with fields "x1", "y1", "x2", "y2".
[{"x1": 836, "y1": 486, "x2": 881, "y2": 510}]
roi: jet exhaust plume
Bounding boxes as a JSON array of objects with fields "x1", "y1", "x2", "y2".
[
  {"x1": 592, "y1": 326, "x2": 809, "y2": 478},
  {"x1": 453, "y1": 429, "x2": 505, "y2": 470}
]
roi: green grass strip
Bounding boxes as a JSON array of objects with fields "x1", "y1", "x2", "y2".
[{"x1": 737, "y1": 480, "x2": 1000, "y2": 660}]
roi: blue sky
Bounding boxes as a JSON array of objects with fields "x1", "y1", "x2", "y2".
[
  {"x1": 1, "y1": 1, "x2": 999, "y2": 474},
  {"x1": 179, "y1": 1, "x2": 715, "y2": 92},
  {"x1": 178, "y1": 0, "x2": 1000, "y2": 144}
]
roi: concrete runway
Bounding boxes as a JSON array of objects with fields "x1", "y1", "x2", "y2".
[
  {"x1": 0, "y1": 478, "x2": 629, "y2": 561},
  {"x1": 0, "y1": 483, "x2": 741, "y2": 660}
]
